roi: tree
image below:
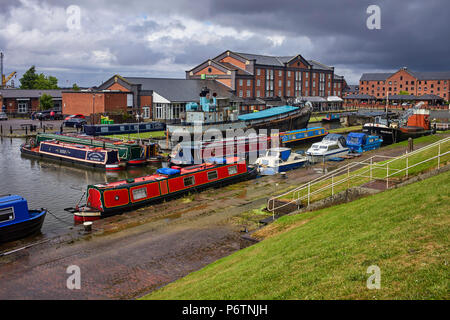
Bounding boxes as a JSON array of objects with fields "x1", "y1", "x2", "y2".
[
  {"x1": 39, "y1": 94, "x2": 54, "y2": 110},
  {"x1": 72, "y1": 83, "x2": 80, "y2": 91},
  {"x1": 19, "y1": 66, "x2": 59, "y2": 89}
]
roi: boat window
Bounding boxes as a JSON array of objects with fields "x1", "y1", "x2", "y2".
[
  {"x1": 0, "y1": 207, "x2": 14, "y2": 223},
  {"x1": 228, "y1": 165, "x2": 238, "y2": 175},
  {"x1": 207, "y1": 170, "x2": 218, "y2": 180},
  {"x1": 132, "y1": 187, "x2": 148, "y2": 200},
  {"x1": 349, "y1": 137, "x2": 360, "y2": 144},
  {"x1": 184, "y1": 176, "x2": 195, "y2": 187},
  {"x1": 328, "y1": 145, "x2": 339, "y2": 150},
  {"x1": 320, "y1": 146, "x2": 328, "y2": 149}
]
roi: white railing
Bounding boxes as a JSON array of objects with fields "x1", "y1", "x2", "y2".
[{"x1": 267, "y1": 136, "x2": 450, "y2": 212}]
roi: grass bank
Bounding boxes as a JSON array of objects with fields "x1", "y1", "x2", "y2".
[
  {"x1": 143, "y1": 169, "x2": 450, "y2": 299},
  {"x1": 105, "y1": 131, "x2": 166, "y2": 140}
]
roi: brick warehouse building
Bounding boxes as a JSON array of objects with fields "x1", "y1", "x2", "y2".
[
  {"x1": 0, "y1": 89, "x2": 62, "y2": 114},
  {"x1": 63, "y1": 51, "x2": 348, "y2": 121},
  {"x1": 358, "y1": 67, "x2": 450, "y2": 101},
  {"x1": 186, "y1": 50, "x2": 347, "y2": 107}
]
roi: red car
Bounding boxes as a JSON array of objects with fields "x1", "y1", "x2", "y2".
[{"x1": 64, "y1": 114, "x2": 86, "y2": 121}]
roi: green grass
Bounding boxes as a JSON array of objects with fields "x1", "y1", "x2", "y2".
[
  {"x1": 106, "y1": 131, "x2": 166, "y2": 140},
  {"x1": 143, "y1": 170, "x2": 450, "y2": 299},
  {"x1": 278, "y1": 133, "x2": 450, "y2": 204},
  {"x1": 328, "y1": 125, "x2": 362, "y2": 134}
]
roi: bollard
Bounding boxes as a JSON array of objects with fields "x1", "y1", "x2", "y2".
[
  {"x1": 1, "y1": 125, "x2": 2, "y2": 135},
  {"x1": 83, "y1": 221, "x2": 92, "y2": 232},
  {"x1": 60, "y1": 124, "x2": 63, "y2": 133},
  {"x1": 25, "y1": 126, "x2": 27, "y2": 135},
  {"x1": 43, "y1": 125, "x2": 45, "y2": 133},
  {"x1": 10, "y1": 125, "x2": 12, "y2": 135}
]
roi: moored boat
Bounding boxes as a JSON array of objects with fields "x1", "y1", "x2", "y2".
[
  {"x1": 20, "y1": 139, "x2": 125, "y2": 171},
  {"x1": 278, "y1": 127, "x2": 328, "y2": 145},
  {"x1": 362, "y1": 103, "x2": 432, "y2": 144},
  {"x1": 0, "y1": 195, "x2": 47, "y2": 243},
  {"x1": 346, "y1": 132, "x2": 383, "y2": 153},
  {"x1": 83, "y1": 121, "x2": 165, "y2": 136},
  {"x1": 254, "y1": 147, "x2": 308, "y2": 175},
  {"x1": 306, "y1": 134, "x2": 349, "y2": 163},
  {"x1": 169, "y1": 134, "x2": 273, "y2": 166},
  {"x1": 65, "y1": 157, "x2": 257, "y2": 222}
]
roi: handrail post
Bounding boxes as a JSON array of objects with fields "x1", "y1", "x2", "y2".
[
  {"x1": 370, "y1": 157, "x2": 373, "y2": 181},
  {"x1": 406, "y1": 154, "x2": 408, "y2": 178},
  {"x1": 386, "y1": 163, "x2": 389, "y2": 189},
  {"x1": 331, "y1": 175, "x2": 334, "y2": 196},
  {"x1": 347, "y1": 165, "x2": 350, "y2": 189},
  {"x1": 307, "y1": 182, "x2": 310, "y2": 207},
  {"x1": 438, "y1": 143, "x2": 441, "y2": 168}
]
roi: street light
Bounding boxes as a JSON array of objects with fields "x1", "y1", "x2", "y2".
[{"x1": 92, "y1": 93, "x2": 96, "y2": 125}]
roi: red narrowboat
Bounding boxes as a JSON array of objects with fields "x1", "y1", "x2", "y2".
[{"x1": 66, "y1": 157, "x2": 257, "y2": 222}]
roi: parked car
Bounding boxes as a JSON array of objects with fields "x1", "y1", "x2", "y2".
[
  {"x1": 0, "y1": 112, "x2": 7, "y2": 121},
  {"x1": 63, "y1": 117, "x2": 87, "y2": 128},
  {"x1": 401, "y1": 102, "x2": 411, "y2": 106},
  {"x1": 35, "y1": 110, "x2": 63, "y2": 120},
  {"x1": 64, "y1": 114, "x2": 86, "y2": 121}
]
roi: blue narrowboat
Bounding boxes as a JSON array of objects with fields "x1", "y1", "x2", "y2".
[
  {"x1": 83, "y1": 122, "x2": 166, "y2": 136},
  {"x1": 0, "y1": 195, "x2": 47, "y2": 242},
  {"x1": 279, "y1": 127, "x2": 328, "y2": 145},
  {"x1": 322, "y1": 113, "x2": 340, "y2": 122},
  {"x1": 346, "y1": 132, "x2": 383, "y2": 153},
  {"x1": 20, "y1": 140, "x2": 124, "y2": 171}
]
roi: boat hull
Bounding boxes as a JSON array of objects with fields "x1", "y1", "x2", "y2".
[
  {"x1": 362, "y1": 125, "x2": 432, "y2": 144},
  {"x1": 69, "y1": 166, "x2": 258, "y2": 220},
  {"x1": 0, "y1": 210, "x2": 47, "y2": 243},
  {"x1": 259, "y1": 160, "x2": 307, "y2": 175},
  {"x1": 307, "y1": 149, "x2": 350, "y2": 163},
  {"x1": 20, "y1": 145, "x2": 124, "y2": 171}
]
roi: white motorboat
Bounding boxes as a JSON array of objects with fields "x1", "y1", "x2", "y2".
[
  {"x1": 306, "y1": 134, "x2": 349, "y2": 163},
  {"x1": 254, "y1": 147, "x2": 308, "y2": 175}
]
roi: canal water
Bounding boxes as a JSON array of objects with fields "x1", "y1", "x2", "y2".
[
  {"x1": 0, "y1": 121, "x2": 343, "y2": 238},
  {"x1": 0, "y1": 137, "x2": 159, "y2": 237}
]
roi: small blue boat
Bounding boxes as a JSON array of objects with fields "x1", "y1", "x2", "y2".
[
  {"x1": 346, "y1": 132, "x2": 383, "y2": 153},
  {"x1": 0, "y1": 195, "x2": 47, "y2": 243},
  {"x1": 279, "y1": 127, "x2": 328, "y2": 145}
]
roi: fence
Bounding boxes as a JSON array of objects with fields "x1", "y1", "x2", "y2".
[{"x1": 267, "y1": 137, "x2": 450, "y2": 212}]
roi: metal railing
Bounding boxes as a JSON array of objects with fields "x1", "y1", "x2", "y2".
[{"x1": 267, "y1": 136, "x2": 450, "y2": 212}]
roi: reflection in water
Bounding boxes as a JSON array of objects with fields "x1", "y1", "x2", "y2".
[{"x1": 0, "y1": 137, "x2": 159, "y2": 237}]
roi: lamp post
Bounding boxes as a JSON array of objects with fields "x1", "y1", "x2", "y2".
[{"x1": 92, "y1": 93, "x2": 96, "y2": 125}]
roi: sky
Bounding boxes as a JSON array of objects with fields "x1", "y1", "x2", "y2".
[{"x1": 0, "y1": 0, "x2": 449, "y2": 88}]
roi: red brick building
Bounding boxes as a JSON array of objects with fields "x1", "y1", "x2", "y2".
[
  {"x1": 359, "y1": 67, "x2": 450, "y2": 101},
  {"x1": 0, "y1": 89, "x2": 62, "y2": 114},
  {"x1": 186, "y1": 51, "x2": 345, "y2": 109},
  {"x1": 62, "y1": 90, "x2": 130, "y2": 116}
]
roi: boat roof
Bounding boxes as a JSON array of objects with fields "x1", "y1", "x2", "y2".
[
  {"x1": 94, "y1": 157, "x2": 241, "y2": 188},
  {"x1": 237, "y1": 105, "x2": 299, "y2": 121},
  {"x1": 347, "y1": 132, "x2": 366, "y2": 138},
  {"x1": 267, "y1": 147, "x2": 291, "y2": 152},
  {"x1": 0, "y1": 194, "x2": 25, "y2": 205},
  {"x1": 281, "y1": 127, "x2": 325, "y2": 134}
]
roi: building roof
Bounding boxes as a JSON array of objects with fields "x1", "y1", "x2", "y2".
[
  {"x1": 302, "y1": 96, "x2": 327, "y2": 102},
  {"x1": 344, "y1": 94, "x2": 376, "y2": 100},
  {"x1": 0, "y1": 89, "x2": 62, "y2": 99},
  {"x1": 123, "y1": 77, "x2": 233, "y2": 102},
  {"x1": 360, "y1": 73, "x2": 392, "y2": 81},
  {"x1": 308, "y1": 60, "x2": 333, "y2": 71},
  {"x1": 343, "y1": 85, "x2": 359, "y2": 93},
  {"x1": 361, "y1": 70, "x2": 450, "y2": 81}
]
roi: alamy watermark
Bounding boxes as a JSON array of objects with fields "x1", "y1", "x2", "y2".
[
  {"x1": 66, "y1": 265, "x2": 81, "y2": 290},
  {"x1": 66, "y1": 5, "x2": 81, "y2": 30},
  {"x1": 366, "y1": 5, "x2": 381, "y2": 30},
  {"x1": 366, "y1": 265, "x2": 381, "y2": 289}
]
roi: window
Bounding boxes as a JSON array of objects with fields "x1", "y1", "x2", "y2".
[
  {"x1": 17, "y1": 102, "x2": 28, "y2": 113},
  {"x1": 278, "y1": 80, "x2": 282, "y2": 87},
  {"x1": 294, "y1": 71, "x2": 302, "y2": 96},
  {"x1": 247, "y1": 80, "x2": 251, "y2": 86},
  {"x1": 239, "y1": 90, "x2": 243, "y2": 97},
  {"x1": 183, "y1": 176, "x2": 195, "y2": 187},
  {"x1": 287, "y1": 71, "x2": 291, "y2": 77},
  {"x1": 207, "y1": 170, "x2": 218, "y2": 180},
  {"x1": 132, "y1": 187, "x2": 147, "y2": 200},
  {"x1": 0, "y1": 207, "x2": 14, "y2": 223},
  {"x1": 279, "y1": 70, "x2": 282, "y2": 77},
  {"x1": 239, "y1": 79, "x2": 243, "y2": 86},
  {"x1": 246, "y1": 90, "x2": 251, "y2": 97},
  {"x1": 257, "y1": 69, "x2": 261, "y2": 76},
  {"x1": 278, "y1": 90, "x2": 282, "y2": 96},
  {"x1": 313, "y1": 73, "x2": 316, "y2": 79},
  {"x1": 265, "y1": 69, "x2": 274, "y2": 97},
  {"x1": 287, "y1": 80, "x2": 291, "y2": 87},
  {"x1": 256, "y1": 90, "x2": 260, "y2": 97},
  {"x1": 257, "y1": 79, "x2": 260, "y2": 86},
  {"x1": 228, "y1": 165, "x2": 238, "y2": 175}
]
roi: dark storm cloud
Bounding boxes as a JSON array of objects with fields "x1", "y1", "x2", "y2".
[{"x1": 1, "y1": 0, "x2": 448, "y2": 86}]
